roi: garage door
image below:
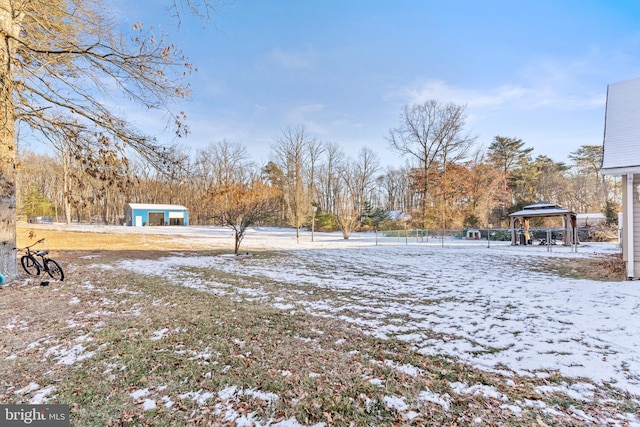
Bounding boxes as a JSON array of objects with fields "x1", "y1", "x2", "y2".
[{"x1": 148, "y1": 212, "x2": 165, "y2": 226}]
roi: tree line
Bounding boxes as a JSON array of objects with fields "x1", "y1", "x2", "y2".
[
  {"x1": 2, "y1": 0, "x2": 616, "y2": 272},
  {"x1": 2, "y1": 0, "x2": 213, "y2": 279},
  {"x1": 18, "y1": 100, "x2": 618, "y2": 247}
]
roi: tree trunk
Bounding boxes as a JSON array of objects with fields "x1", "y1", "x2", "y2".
[
  {"x1": 63, "y1": 155, "x2": 72, "y2": 225},
  {"x1": 234, "y1": 229, "x2": 241, "y2": 254},
  {"x1": 0, "y1": 16, "x2": 17, "y2": 281}
]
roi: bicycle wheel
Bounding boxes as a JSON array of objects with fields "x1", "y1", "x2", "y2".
[
  {"x1": 45, "y1": 259, "x2": 64, "y2": 281},
  {"x1": 21, "y1": 255, "x2": 40, "y2": 276}
]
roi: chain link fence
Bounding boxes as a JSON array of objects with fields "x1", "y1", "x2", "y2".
[{"x1": 366, "y1": 226, "x2": 619, "y2": 247}]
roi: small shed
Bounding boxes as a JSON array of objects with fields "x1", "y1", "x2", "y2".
[
  {"x1": 125, "y1": 203, "x2": 189, "y2": 226},
  {"x1": 466, "y1": 229, "x2": 481, "y2": 240},
  {"x1": 509, "y1": 202, "x2": 577, "y2": 245},
  {"x1": 576, "y1": 213, "x2": 606, "y2": 227}
]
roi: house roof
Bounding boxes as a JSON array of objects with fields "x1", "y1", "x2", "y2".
[
  {"x1": 127, "y1": 203, "x2": 188, "y2": 211},
  {"x1": 601, "y1": 77, "x2": 640, "y2": 175}
]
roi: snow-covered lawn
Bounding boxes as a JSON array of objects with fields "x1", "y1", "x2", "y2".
[
  {"x1": 111, "y1": 225, "x2": 640, "y2": 397},
  {"x1": 10, "y1": 223, "x2": 640, "y2": 425}
]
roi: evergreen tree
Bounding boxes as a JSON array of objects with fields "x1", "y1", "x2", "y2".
[{"x1": 604, "y1": 199, "x2": 618, "y2": 226}]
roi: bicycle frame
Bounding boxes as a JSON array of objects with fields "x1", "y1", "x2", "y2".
[
  {"x1": 19, "y1": 239, "x2": 64, "y2": 281},
  {"x1": 22, "y1": 239, "x2": 46, "y2": 269}
]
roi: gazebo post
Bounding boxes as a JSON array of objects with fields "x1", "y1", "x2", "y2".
[
  {"x1": 523, "y1": 218, "x2": 530, "y2": 245},
  {"x1": 510, "y1": 216, "x2": 517, "y2": 245}
]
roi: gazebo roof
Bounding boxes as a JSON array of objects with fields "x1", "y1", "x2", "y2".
[{"x1": 509, "y1": 201, "x2": 575, "y2": 218}]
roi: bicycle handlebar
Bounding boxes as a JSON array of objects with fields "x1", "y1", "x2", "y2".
[{"x1": 19, "y1": 238, "x2": 46, "y2": 251}]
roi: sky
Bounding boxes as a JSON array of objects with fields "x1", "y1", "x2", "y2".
[{"x1": 111, "y1": 0, "x2": 640, "y2": 167}]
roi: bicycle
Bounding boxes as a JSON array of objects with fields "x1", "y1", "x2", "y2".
[{"x1": 20, "y1": 238, "x2": 64, "y2": 281}]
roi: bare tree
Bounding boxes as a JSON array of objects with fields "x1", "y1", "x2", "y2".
[
  {"x1": 271, "y1": 125, "x2": 314, "y2": 241},
  {"x1": 43, "y1": 124, "x2": 132, "y2": 224},
  {"x1": 1, "y1": 0, "x2": 198, "y2": 280},
  {"x1": 334, "y1": 148, "x2": 380, "y2": 239},
  {"x1": 208, "y1": 180, "x2": 280, "y2": 254},
  {"x1": 189, "y1": 140, "x2": 253, "y2": 224},
  {"x1": 202, "y1": 140, "x2": 252, "y2": 187},
  {"x1": 307, "y1": 138, "x2": 325, "y2": 208},
  {"x1": 387, "y1": 100, "x2": 474, "y2": 227},
  {"x1": 315, "y1": 141, "x2": 345, "y2": 214},
  {"x1": 377, "y1": 165, "x2": 411, "y2": 212}
]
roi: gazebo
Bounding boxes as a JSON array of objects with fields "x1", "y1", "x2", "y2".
[{"x1": 509, "y1": 202, "x2": 578, "y2": 246}]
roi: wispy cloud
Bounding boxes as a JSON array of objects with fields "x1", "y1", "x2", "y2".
[
  {"x1": 395, "y1": 78, "x2": 604, "y2": 112},
  {"x1": 393, "y1": 47, "x2": 619, "y2": 113},
  {"x1": 284, "y1": 103, "x2": 327, "y2": 132},
  {"x1": 265, "y1": 47, "x2": 315, "y2": 69},
  {"x1": 397, "y1": 80, "x2": 528, "y2": 108}
]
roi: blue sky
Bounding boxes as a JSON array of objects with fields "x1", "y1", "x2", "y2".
[{"x1": 114, "y1": 0, "x2": 640, "y2": 167}]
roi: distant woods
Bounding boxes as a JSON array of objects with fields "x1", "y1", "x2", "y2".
[{"x1": 18, "y1": 102, "x2": 616, "y2": 234}]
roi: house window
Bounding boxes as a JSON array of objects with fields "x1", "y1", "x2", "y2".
[{"x1": 170, "y1": 217, "x2": 184, "y2": 226}]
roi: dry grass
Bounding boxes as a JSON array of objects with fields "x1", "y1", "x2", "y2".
[
  {"x1": 17, "y1": 223, "x2": 194, "y2": 251},
  {"x1": 1, "y1": 224, "x2": 638, "y2": 426},
  {"x1": 539, "y1": 253, "x2": 627, "y2": 281}
]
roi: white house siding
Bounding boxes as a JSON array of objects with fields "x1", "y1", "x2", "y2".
[
  {"x1": 634, "y1": 174, "x2": 640, "y2": 278},
  {"x1": 602, "y1": 78, "x2": 640, "y2": 171},
  {"x1": 600, "y1": 78, "x2": 640, "y2": 278}
]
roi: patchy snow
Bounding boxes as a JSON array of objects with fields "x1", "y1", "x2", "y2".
[
  {"x1": 15, "y1": 382, "x2": 40, "y2": 395},
  {"x1": 368, "y1": 378, "x2": 385, "y2": 386},
  {"x1": 450, "y1": 381, "x2": 508, "y2": 401},
  {"x1": 130, "y1": 388, "x2": 151, "y2": 399},
  {"x1": 161, "y1": 396, "x2": 175, "y2": 408},
  {"x1": 244, "y1": 388, "x2": 280, "y2": 403},
  {"x1": 418, "y1": 389, "x2": 451, "y2": 411},
  {"x1": 536, "y1": 382, "x2": 596, "y2": 401},
  {"x1": 383, "y1": 395, "x2": 408, "y2": 411},
  {"x1": 501, "y1": 403, "x2": 524, "y2": 417},
  {"x1": 142, "y1": 399, "x2": 157, "y2": 411},
  {"x1": 29, "y1": 385, "x2": 56, "y2": 404},
  {"x1": 271, "y1": 418, "x2": 325, "y2": 427},
  {"x1": 116, "y1": 228, "x2": 640, "y2": 397},
  {"x1": 179, "y1": 389, "x2": 216, "y2": 406},
  {"x1": 11, "y1": 223, "x2": 640, "y2": 425},
  {"x1": 384, "y1": 359, "x2": 423, "y2": 377},
  {"x1": 174, "y1": 385, "x2": 286, "y2": 425},
  {"x1": 45, "y1": 340, "x2": 96, "y2": 366},
  {"x1": 149, "y1": 327, "x2": 170, "y2": 341},
  {"x1": 4, "y1": 318, "x2": 29, "y2": 331}
]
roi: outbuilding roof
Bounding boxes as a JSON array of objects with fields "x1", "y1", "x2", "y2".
[{"x1": 127, "y1": 203, "x2": 188, "y2": 211}]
